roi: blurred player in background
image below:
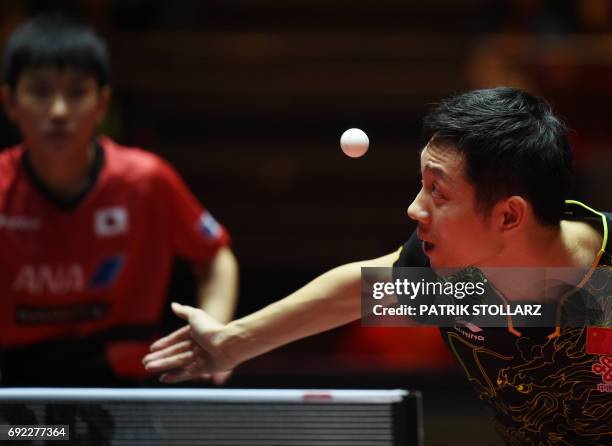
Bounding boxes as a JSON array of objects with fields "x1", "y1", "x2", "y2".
[
  {"x1": 0, "y1": 13, "x2": 238, "y2": 386},
  {"x1": 145, "y1": 87, "x2": 611, "y2": 445}
]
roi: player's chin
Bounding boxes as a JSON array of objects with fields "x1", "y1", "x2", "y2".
[{"x1": 39, "y1": 139, "x2": 79, "y2": 155}]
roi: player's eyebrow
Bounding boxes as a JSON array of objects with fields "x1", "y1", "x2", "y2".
[{"x1": 421, "y1": 163, "x2": 448, "y2": 180}]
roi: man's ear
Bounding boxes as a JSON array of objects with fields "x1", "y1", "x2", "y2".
[
  {"x1": 496, "y1": 196, "x2": 527, "y2": 232},
  {"x1": 1, "y1": 85, "x2": 17, "y2": 122},
  {"x1": 95, "y1": 85, "x2": 112, "y2": 125}
]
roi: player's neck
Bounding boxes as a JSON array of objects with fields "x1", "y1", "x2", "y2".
[{"x1": 25, "y1": 142, "x2": 96, "y2": 200}]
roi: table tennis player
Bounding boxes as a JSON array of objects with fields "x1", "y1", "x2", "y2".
[
  {"x1": 145, "y1": 87, "x2": 611, "y2": 445},
  {"x1": 0, "y1": 13, "x2": 238, "y2": 386}
]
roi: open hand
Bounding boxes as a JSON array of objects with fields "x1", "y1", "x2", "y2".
[{"x1": 143, "y1": 302, "x2": 237, "y2": 383}]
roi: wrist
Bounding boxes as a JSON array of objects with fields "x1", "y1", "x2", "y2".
[{"x1": 214, "y1": 320, "x2": 253, "y2": 370}]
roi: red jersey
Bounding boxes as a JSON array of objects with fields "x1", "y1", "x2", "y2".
[{"x1": 0, "y1": 137, "x2": 229, "y2": 381}]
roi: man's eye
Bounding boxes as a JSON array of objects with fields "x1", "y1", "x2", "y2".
[
  {"x1": 68, "y1": 88, "x2": 86, "y2": 98},
  {"x1": 28, "y1": 85, "x2": 50, "y2": 98},
  {"x1": 431, "y1": 182, "x2": 443, "y2": 198}
]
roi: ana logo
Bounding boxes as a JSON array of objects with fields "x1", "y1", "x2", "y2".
[
  {"x1": 0, "y1": 214, "x2": 40, "y2": 231},
  {"x1": 13, "y1": 256, "x2": 125, "y2": 295},
  {"x1": 592, "y1": 357, "x2": 612, "y2": 393},
  {"x1": 13, "y1": 264, "x2": 85, "y2": 294},
  {"x1": 95, "y1": 207, "x2": 128, "y2": 237},
  {"x1": 454, "y1": 319, "x2": 485, "y2": 341}
]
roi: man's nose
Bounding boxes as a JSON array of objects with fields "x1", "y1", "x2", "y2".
[
  {"x1": 407, "y1": 191, "x2": 430, "y2": 224},
  {"x1": 49, "y1": 95, "x2": 68, "y2": 119}
]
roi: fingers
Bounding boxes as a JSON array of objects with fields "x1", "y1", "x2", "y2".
[
  {"x1": 172, "y1": 303, "x2": 224, "y2": 337},
  {"x1": 143, "y1": 349, "x2": 197, "y2": 374},
  {"x1": 160, "y1": 361, "x2": 210, "y2": 384},
  {"x1": 149, "y1": 325, "x2": 191, "y2": 352},
  {"x1": 159, "y1": 370, "x2": 195, "y2": 383},
  {"x1": 149, "y1": 302, "x2": 204, "y2": 353},
  {"x1": 145, "y1": 303, "x2": 231, "y2": 383},
  {"x1": 143, "y1": 339, "x2": 193, "y2": 365},
  {"x1": 171, "y1": 302, "x2": 199, "y2": 322}
]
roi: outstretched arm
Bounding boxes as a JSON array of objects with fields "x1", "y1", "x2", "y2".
[{"x1": 143, "y1": 251, "x2": 398, "y2": 382}]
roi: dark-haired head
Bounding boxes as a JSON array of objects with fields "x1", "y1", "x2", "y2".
[
  {"x1": 422, "y1": 87, "x2": 572, "y2": 226},
  {"x1": 2, "y1": 13, "x2": 109, "y2": 90}
]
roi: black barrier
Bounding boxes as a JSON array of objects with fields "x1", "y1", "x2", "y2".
[{"x1": 0, "y1": 388, "x2": 423, "y2": 446}]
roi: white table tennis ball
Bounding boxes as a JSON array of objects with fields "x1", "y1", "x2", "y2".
[{"x1": 340, "y1": 128, "x2": 369, "y2": 158}]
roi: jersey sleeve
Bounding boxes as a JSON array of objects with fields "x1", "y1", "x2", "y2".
[{"x1": 154, "y1": 159, "x2": 230, "y2": 263}]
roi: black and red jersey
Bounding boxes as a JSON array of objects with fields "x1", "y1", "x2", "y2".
[{"x1": 394, "y1": 200, "x2": 612, "y2": 446}]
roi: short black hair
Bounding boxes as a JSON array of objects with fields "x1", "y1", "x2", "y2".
[
  {"x1": 2, "y1": 13, "x2": 110, "y2": 89},
  {"x1": 422, "y1": 87, "x2": 572, "y2": 226}
]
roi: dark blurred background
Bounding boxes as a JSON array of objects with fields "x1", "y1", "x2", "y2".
[{"x1": 1, "y1": 1, "x2": 611, "y2": 445}]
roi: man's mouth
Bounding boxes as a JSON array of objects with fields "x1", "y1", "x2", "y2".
[
  {"x1": 47, "y1": 130, "x2": 70, "y2": 138},
  {"x1": 45, "y1": 126, "x2": 72, "y2": 139},
  {"x1": 417, "y1": 229, "x2": 435, "y2": 254}
]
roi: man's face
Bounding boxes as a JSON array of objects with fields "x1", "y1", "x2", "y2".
[
  {"x1": 2, "y1": 67, "x2": 110, "y2": 159},
  {"x1": 407, "y1": 142, "x2": 502, "y2": 268}
]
